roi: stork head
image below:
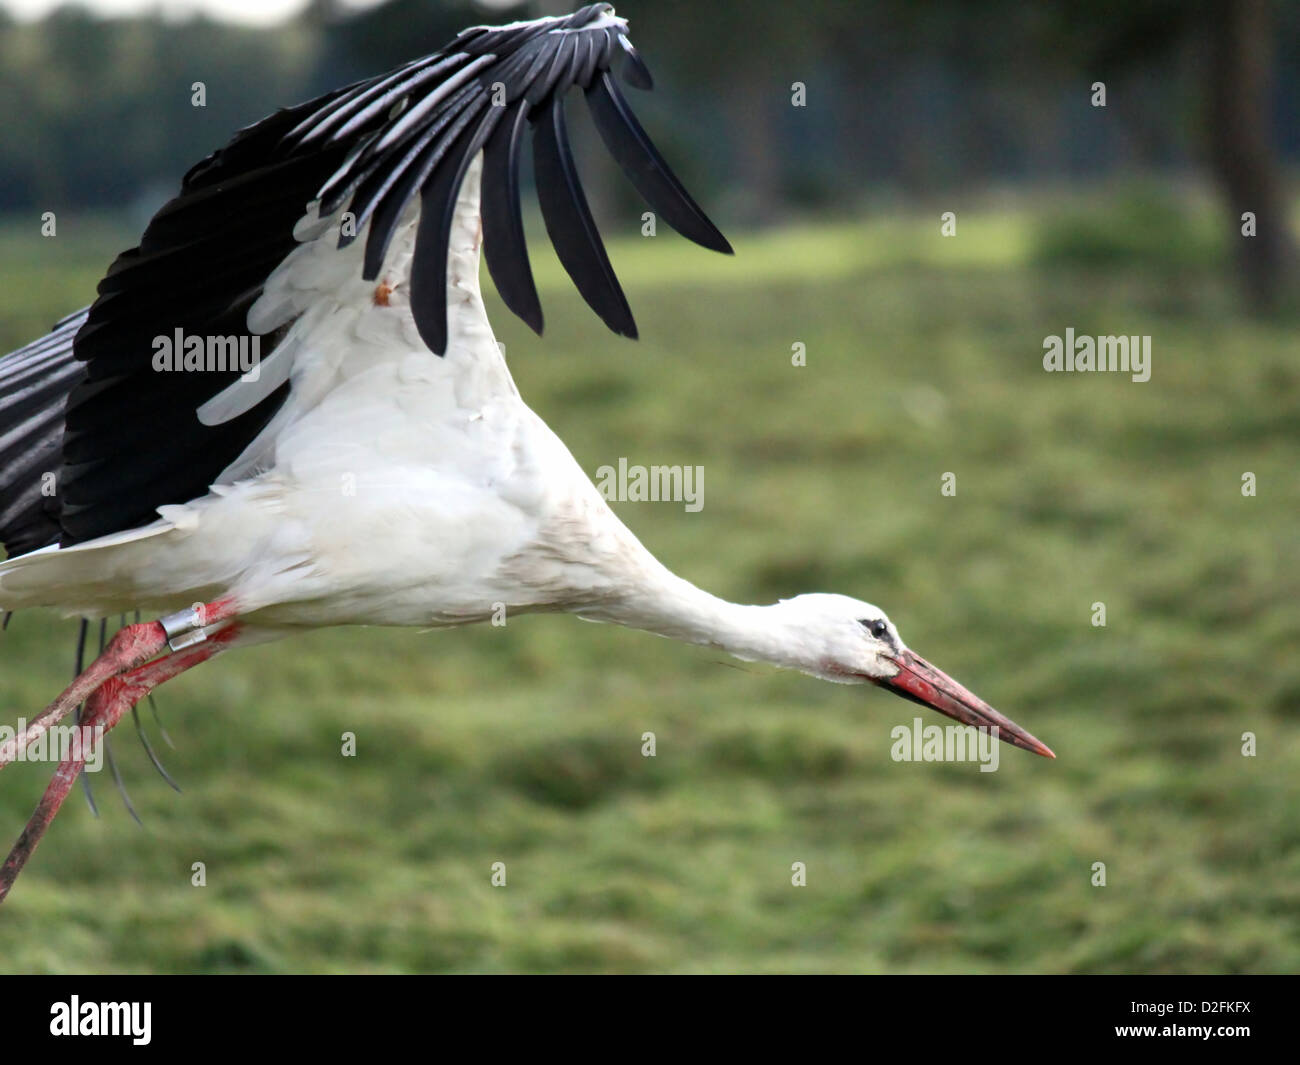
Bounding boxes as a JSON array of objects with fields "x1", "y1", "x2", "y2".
[{"x1": 776, "y1": 593, "x2": 1054, "y2": 759}]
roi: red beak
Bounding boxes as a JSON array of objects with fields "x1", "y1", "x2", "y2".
[{"x1": 878, "y1": 650, "x2": 1055, "y2": 759}]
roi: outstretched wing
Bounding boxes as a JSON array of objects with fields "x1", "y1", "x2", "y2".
[{"x1": 37, "y1": 2, "x2": 729, "y2": 550}]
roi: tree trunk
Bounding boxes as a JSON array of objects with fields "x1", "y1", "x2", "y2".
[{"x1": 1205, "y1": 0, "x2": 1295, "y2": 312}]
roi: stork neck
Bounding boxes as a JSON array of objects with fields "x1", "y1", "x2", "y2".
[{"x1": 594, "y1": 567, "x2": 799, "y2": 670}]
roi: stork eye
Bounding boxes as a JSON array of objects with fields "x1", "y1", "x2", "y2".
[{"x1": 860, "y1": 618, "x2": 889, "y2": 639}]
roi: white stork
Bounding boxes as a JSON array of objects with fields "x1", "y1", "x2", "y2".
[{"x1": 0, "y1": 3, "x2": 1052, "y2": 901}]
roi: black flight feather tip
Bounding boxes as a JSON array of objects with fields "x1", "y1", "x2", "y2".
[
  {"x1": 408, "y1": 106, "x2": 507, "y2": 355},
  {"x1": 584, "y1": 71, "x2": 732, "y2": 255},
  {"x1": 301, "y1": 1, "x2": 728, "y2": 354},
  {"x1": 0, "y1": 3, "x2": 730, "y2": 555},
  {"x1": 482, "y1": 102, "x2": 543, "y2": 336},
  {"x1": 532, "y1": 94, "x2": 636, "y2": 340}
]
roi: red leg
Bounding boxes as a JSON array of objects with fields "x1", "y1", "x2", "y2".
[
  {"x1": 0, "y1": 619, "x2": 242, "y2": 903},
  {"x1": 0, "y1": 598, "x2": 236, "y2": 771}
]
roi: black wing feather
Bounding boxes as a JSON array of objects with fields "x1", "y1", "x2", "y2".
[
  {"x1": 408, "y1": 107, "x2": 505, "y2": 353},
  {"x1": 360, "y1": 89, "x2": 488, "y2": 279},
  {"x1": 585, "y1": 72, "x2": 732, "y2": 254},
  {"x1": 0, "y1": 312, "x2": 86, "y2": 556},
  {"x1": 533, "y1": 94, "x2": 635, "y2": 339},
  {"x1": 0, "y1": 2, "x2": 729, "y2": 554},
  {"x1": 618, "y1": 38, "x2": 655, "y2": 90},
  {"x1": 481, "y1": 101, "x2": 542, "y2": 336}
]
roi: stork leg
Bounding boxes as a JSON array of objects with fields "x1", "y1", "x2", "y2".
[
  {"x1": 0, "y1": 622, "x2": 242, "y2": 902},
  {"x1": 0, "y1": 598, "x2": 237, "y2": 771}
]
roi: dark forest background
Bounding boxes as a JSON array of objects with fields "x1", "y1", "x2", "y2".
[{"x1": 1, "y1": 0, "x2": 1297, "y2": 308}]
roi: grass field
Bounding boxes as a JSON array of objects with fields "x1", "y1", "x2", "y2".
[{"x1": 0, "y1": 191, "x2": 1296, "y2": 973}]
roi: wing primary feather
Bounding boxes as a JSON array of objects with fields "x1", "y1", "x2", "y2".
[
  {"x1": 316, "y1": 130, "x2": 383, "y2": 217},
  {"x1": 408, "y1": 108, "x2": 505, "y2": 354},
  {"x1": 482, "y1": 102, "x2": 543, "y2": 335},
  {"x1": 569, "y1": 33, "x2": 595, "y2": 91},
  {"x1": 585, "y1": 72, "x2": 732, "y2": 254},
  {"x1": 325, "y1": 82, "x2": 480, "y2": 225},
  {"x1": 577, "y1": 28, "x2": 611, "y2": 88},
  {"x1": 281, "y1": 77, "x2": 376, "y2": 146},
  {"x1": 339, "y1": 120, "x2": 449, "y2": 250},
  {"x1": 286, "y1": 54, "x2": 451, "y2": 149},
  {"x1": 373, "y1": 54, "x2": 496, "y2": 154},
  {"x1": 361, "y1": 92, "x2": 489, "y2": 281},
  {"x1": 618, "y1": 35, "x2": 654, "y2": 90},
  {"x1": 481, "y1": 45, "x2": 539, "y2": 100},
  {"x1": 314, "y1": 55, "x2": 464, "y2": 146},
  {"x1": 532, "y1": 94, "x2": 636, "y2": 339},
  {"x1": 517, "y1": 36, "x2": 558, "y2": 95},
  {"x1": 528, "y1": 32, "x2": 578, "y2": 107}
]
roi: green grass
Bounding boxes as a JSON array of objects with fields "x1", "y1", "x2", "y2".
[{"x1": 0, "y1": 194, "x2": 1296, "y2": 973}]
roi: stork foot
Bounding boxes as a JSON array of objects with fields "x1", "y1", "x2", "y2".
[
  {"x1": 0, "y1": 608, "x2": 240, "y2": 903},
  {"x1": 0, "y1": 599, "x2": 235, "y2": 771}
]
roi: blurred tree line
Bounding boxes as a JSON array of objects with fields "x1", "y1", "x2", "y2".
[{"x1": 0, "y1": 0, "x2": 1296, "y2": 307}]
